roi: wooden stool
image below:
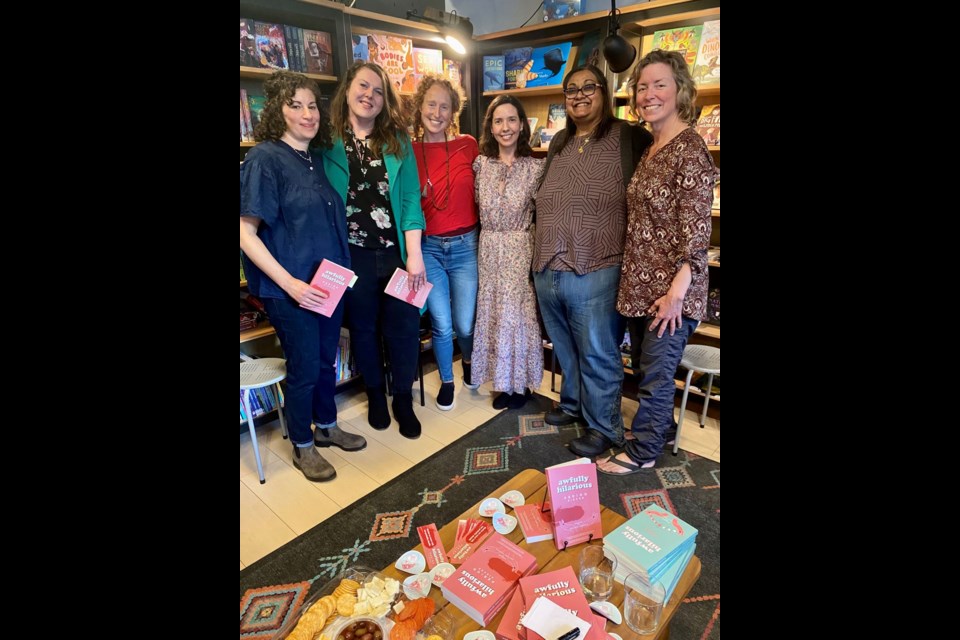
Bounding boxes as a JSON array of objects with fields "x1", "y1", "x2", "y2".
[
  {"x1": 674, "y1": 344, "x2": 720, "y2": 455},
  {"x1": 240, "y1": 358, "x2": 287, "y2": 484}
]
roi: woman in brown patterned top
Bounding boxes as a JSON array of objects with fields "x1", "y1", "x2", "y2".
[
  {"x1": 472, "y1": 95, "x2": 545, "y2": 409},
  {"x1": 598, "y1": 50, "x2": 715, "y2": 475}
]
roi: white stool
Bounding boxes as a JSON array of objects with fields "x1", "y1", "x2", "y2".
[
  {"x1": 240, "y1": 358, "x2": 287, "y2": 484},
  {"x1": 674, "y1": 344, "x2": 720, "y2": 455}
]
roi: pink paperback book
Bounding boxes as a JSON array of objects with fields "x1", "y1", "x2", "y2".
[{"x1": 384, "y1": 267, "x2": 433, "y2": 309}]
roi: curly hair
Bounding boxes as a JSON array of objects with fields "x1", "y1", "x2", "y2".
[
  {"x1": 253, "y1": 70, "x2": 330, "y2": 149},
  {"x1": 552, "y1": 64, "x2": 618, "y2": 156},
  {"x1": 628, "y1": 49, "x2": 699, "y2": 126},
  {"x1": 410, "y1": 73, "x2": 466, "y2": 141},
  {"x1": 329, "y1": 62, "x2": 409, "y2": 160},
  {"x1": 478, "y1": 95, "x2": 533, "y2": 158}
]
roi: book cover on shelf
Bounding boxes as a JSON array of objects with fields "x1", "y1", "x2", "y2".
[
  {"x1": 514, "y1": 503, "x2": 553, "y2": 543},
  {"x1": 303, "y1": 29, "x2": 334, "y2": 75},
  {"x1": 544, "y1": 457, "x2": 603, "y2": 551},
  {"x1": 543, "y1": 0, "x2": 581, "y2": 22},
  {"x1": 443, "y1": 58, "x2": 463, "y2": 87},
  {"x1": 367, "y1": 34, "x2": 415, "y2": 93},
  {"x1": 522, "y1": 43, "x2": 572, "y2": 88},
  {"x1": 651, "y1": 25, "x2": 703, "y2": 68},
  {"x1": 693, "y1": 20, "x2": 720, "y2": 85},
  {"x1": 352, "y1": 34, "x2": 368, "y2": 62},
  {"x1": 255, "y1": 22, "x2": 289, "y2": 70},
  {"x1": 547, "y1": 103, "x2": 566, "y2": 130},
  {"x1": 696, "y1": 104, "x2": 720, "y2": 146},
  {"x1": 301, "y1": 259, "x2": 357, "y2": 317},
  {"x1": 413, "y1": 47, "x2": 444, "y2": 84},
  {"x1": 384, "y1": 268, "x2": 433, "y2": 309},
  {"x1": 483, "y1": 55, "x2": 505, "y2": 91},
  {"x1": 503, "y1": 47, "x2": 533, "y2": 90},
  {"x1": 240, "y1": 18, "x2": 262, "y2": 68}
]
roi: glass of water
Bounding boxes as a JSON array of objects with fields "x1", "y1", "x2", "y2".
[{"x1": 578, "y1": 545, "x2": 616, "y2": 601}]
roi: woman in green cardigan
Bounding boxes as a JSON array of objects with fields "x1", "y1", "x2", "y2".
[{"x1": 322, "y1": 62, "x2": 427, "y2": 439}]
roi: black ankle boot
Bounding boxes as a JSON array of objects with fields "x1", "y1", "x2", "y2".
[
  {"x1": 508, "y1": 389, "x2": 530, "y2": 409},
  {"x1": 392, "y1": 393, "x2": 421, "y2": 439},
  {"x1": 367, "y1": 387, "x2": 390, "y2": 430}
]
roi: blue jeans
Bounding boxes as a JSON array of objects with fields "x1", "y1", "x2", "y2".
[
  {"x1": 346, "y1": 245, "x2": 421, "y2": 395},
  {"x1": 624, "y1": 316, "x2": 698, "y2": 463},
  {"x1": 534, "y1": 266, "x2": 626, "y2": 445},
  {"x1": 422, "y1": 229, "x2": 479, "y2": 383},
  {"x1": 263, "y1": 296, "x2": 344, "y2": 446}
]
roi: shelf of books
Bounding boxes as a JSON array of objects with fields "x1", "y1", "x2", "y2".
[{"x1": 239, "y1": 66, "x2": 338, "y2": 83}]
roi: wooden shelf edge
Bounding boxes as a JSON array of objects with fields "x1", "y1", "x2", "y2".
[
  {"x1": 240, "y1": 323, "x2": 276, "y2": 344},
  {"x1": 629, "y1": 6, "x2": 720, "y2": 28},
  {"x1": 240, "y1": 67, "x2": 338, "y2": 83},
  {"x1": 240, "y1": 141, "x2": 255, "y2": 148},
  {"x1": 240, "y1": 279, "x2": 248, "y2": 287},
  {"x1": 695, "y1": 323, "x2": 720, "y2": 339},
  {"x1": 708, "y1": 260, "x2": 719, "y2": 268},
  {"x1": 707, "y1": 145, "x2": 720, "y2": 151},
  {"x1": 711, "y1": 209, "x2": 720, "y2": 217},
  {"x1": 482, "y1": 86, "x2": 564, "y2": 98},
  {"x1": 474, "y1": 0, "x2": 698, "y2": 41}
]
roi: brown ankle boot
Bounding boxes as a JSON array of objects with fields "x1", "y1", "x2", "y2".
[{"x1": 291, "y1": 445, "x2": 336, "y2": 482}]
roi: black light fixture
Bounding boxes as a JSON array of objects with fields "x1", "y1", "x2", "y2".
[
  {"x1": 405, "y1": 8, "x2": 474, "y2": 55},
  {"x1": 601, "y1": 0, "x2": 636, "y2": 73}
]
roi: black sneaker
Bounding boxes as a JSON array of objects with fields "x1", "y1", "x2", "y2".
[
  {"x1": 545, "y1": 407, "x2": 581, "y2": 426},
  {"x1": 492, "y1": 392, "x2": 511, "y2": 410},
  {"x1": 436, "y1": 382, "x2": 455, "y2": 411},
  {"x1": 462, "y1": 361, "x2": 479, "y2": 390}
]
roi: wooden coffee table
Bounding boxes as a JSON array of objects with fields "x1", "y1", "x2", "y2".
[{"x1": 379, "y1": 468, "x2": 701, "y2": 639}]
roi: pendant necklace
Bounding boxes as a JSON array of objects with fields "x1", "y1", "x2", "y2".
[
  {"x1": 577, "y1": 134, "x2": 591, "y2": 154},
  {"x1": 419, "y1": 135, "x2": 451, "y2": 210},
  {"x1": 292, "y1": 147, "x2": 314, "y2": 170},
  {"x1": 352, "y1": 131, "x2": 369, "y2": 176}
]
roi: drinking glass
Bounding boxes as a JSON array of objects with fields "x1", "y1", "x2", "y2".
[
  {"x1": 623, "y1": 572, "x2": 665, "y2": 635},
  {"x1": 578, "y1": 545, "x2": 616, "y2": 601}
]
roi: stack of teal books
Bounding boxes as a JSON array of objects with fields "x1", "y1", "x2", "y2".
[{"x1": 602, "y1": 504, "x2": 698, "y2": 604}]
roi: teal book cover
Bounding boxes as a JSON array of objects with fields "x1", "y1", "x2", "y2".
[{"x1": 605, "y1": 504, "x2": 698, "y2": 577}]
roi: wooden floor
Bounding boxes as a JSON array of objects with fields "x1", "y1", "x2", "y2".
[{"x1": 240, "y1": 361, "x2": 720, "y2": 569}]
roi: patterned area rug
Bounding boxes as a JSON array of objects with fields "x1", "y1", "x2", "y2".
[{"x1": 239, "y1": 393, "x2": 720, "y2": 639}]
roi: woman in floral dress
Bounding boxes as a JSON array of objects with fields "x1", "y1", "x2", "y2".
[{"x1": 472, "y1": 95, "x2": 545, "y2": 409}]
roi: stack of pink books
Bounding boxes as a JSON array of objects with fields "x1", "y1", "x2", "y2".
[
  {"x1": 441, "y1": 533, "x2": 538, "y2": 626},
  {"x1": 495, "y1": 566, "x2": 608, "y2": 640}
]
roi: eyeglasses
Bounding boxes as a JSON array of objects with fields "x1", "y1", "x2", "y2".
[{"x1": 563, "y1": 83, "x2": 600, "y2": 99}]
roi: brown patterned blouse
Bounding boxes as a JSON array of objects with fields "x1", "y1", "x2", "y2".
[
  {"x1": 533, "y1": 122, "x2": 627, "y2": 274},
  {"x1": 617, "y1": 127, "x2": 716, "y2": 320}
]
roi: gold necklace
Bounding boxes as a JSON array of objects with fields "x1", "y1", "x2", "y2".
[{"x1": 577, "y1": 135, "x2": 591, "y2": 153}]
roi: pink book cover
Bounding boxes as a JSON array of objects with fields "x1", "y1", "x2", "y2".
[
  {"x1": 300, "y1": 259, "x2": 356, "y2": 317},
  {"x1": 495, "y1": 588, "x2": 526, "y2": 640},
  {"x1": 384, "y1": 267, "x2": 432, "y2": 309},
  {"x1": 514, "y1": 503, "x2": 554, "y2": 544},
  {"x1": 544, "y1": 458, "x2": 603, "y2": 550},
  {"x1": 518, "y1": 567, "x2": 607, "y2": 640},
  {"x1": 441, "y1": 533, "x2": 537, "y2": 625}
]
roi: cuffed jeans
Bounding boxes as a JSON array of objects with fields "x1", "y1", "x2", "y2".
[
  {"x1": 422, "y1": 229, "x2": 479, "y2": 383},
  {"x1": 624, "y1": 316, "x2": 698, "y2": 463},
  {"x1": 347, "y1": 245, "x2": 421, "y2": 395},
  {"x1": 534, "y1": 266, "x2": 625, "y2": 445},
  {"x1": 263, "y1": 296, "x2": 344, "y2": 445}
]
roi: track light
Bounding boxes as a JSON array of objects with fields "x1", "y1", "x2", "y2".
[
  {"x1": 405, "y1": 9, "x2": 474, "y2": 55},
  {"x1": 601, "y1": 1, "x2": 636, "y2": 73}
]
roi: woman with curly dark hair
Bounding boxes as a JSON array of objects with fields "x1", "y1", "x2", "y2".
[
  {"x1": 321, "y1": 62, "x2": 426, "y2": 439},
  {"x1": 472, "y1": 95, "x2": 544, "y2": 410},
  {"x1": 410, "y1": 74, "x2": 480, "y2": 411},
  {"x1": 240, "y1": 70, "x2": 367, "y2": 483}
]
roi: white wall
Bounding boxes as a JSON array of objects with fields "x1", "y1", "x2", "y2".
[{"x1": 445, "y1": 0, "x2": 649, "y2": 36}]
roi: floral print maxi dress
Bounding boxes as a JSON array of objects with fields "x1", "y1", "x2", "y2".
[{"x1": 471, "y1": 155, "x2": 545, "y2": 393}]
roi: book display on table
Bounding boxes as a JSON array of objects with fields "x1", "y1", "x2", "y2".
[
  {"x1": 545, "y1": 458, "x2": 603, "y2": 551},
  {"x1": 603, "y1": 504, "x2": 698, "y2": 604},
  {"x1": 514, "y1": 503, "x2": 553, "y2": 544},
  {"x1": 440, "y1": 533, "x2": 538, "y2": 626}
]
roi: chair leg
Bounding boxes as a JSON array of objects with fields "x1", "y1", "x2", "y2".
[
  {"x1": 699, "y1": 373, "x2": 713, "y2": 429},
  {"x1": 243, "y1": 389, "x2": 266, "y2": 484},
  {"x1": 674, "y1": 369, "x2": 695, "y2": 455},
  {"x1": 418, "y1": 348, "x2": 424, "y2": 407},
  {"x1": 271, "y1": 383, "x2": 288, "y2": 439}
]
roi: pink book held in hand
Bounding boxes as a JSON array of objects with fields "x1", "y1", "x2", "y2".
[
  {"x1": 300, "y1": 259, "x2": 357, "y2": 317},
  {"x1": 384, "y1": 267, "x2": 432, "y2": 309}
]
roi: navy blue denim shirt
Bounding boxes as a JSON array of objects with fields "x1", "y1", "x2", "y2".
[{"x1": 240, "y1": 140, "x2": 350, "y2": 299}]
